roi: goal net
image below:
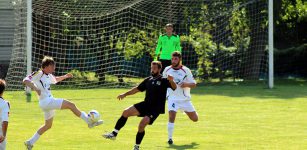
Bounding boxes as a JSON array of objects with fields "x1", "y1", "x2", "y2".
[{"x1": 7, "y1": 0, "x2": 268, "y2": 89}]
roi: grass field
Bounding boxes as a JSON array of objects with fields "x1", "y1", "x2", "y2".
[{"x1": 3, "y1": 81, "x2": 307, "y2": 150}]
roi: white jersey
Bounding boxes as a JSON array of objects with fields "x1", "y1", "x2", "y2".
[
  {"x1": 0, "y1": 97, "x2": 10, "y2": 126},
  {"x1": 163, "y1": 65, "x2": 196, "y2": 101},
  {"x1": 23, "y1": 69, "x2": 57, "y2": 100}
]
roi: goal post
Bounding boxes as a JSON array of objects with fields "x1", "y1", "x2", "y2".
[{"x1": 7, "y1": 0, "x2": 270, "y2": 90}]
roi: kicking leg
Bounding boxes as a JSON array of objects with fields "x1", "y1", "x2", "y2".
[{"x1": 103, "y1": 105, "x2": 140, "y2": 140}]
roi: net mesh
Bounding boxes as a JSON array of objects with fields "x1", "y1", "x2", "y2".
[{"x1": 7, "y1": 0, "x2": 268, "y2": 89}]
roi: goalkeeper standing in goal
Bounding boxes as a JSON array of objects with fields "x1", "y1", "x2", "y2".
[
  {"x1": 163, "y1": 51, "x2": 198, "y2": 145},
  {"x1": 23, "y1": 56, "x2": 103, "y2": 150},
  {"x1": 103, "y1": 61, "x2": 176, "y2": 150},
  {"x1": 155, "y1": 23, "x2": 182, "y2": 73}
]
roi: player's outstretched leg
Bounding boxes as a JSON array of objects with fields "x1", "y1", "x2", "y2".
[
  {"x1": 133, "y1": 116, "x2": 149, "y2": 150},
  {"x1": 168, "y1": 110, "x2": 177, "y2": 145},
  {"x1": 103, "y1": 106, "x2": 139, "y2": 140},
  {"x1": 61, "y1": 100, "x2": 102, "y2": 128},
  {"x1": 25, "y1": 118, "x2": 53, "y2": 150}
]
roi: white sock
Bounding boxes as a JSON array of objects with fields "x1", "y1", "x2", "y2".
[
  {"x1": 113, "y1": 129, "x2": 119, "y2": 133},
  {"x1": 28, "y1": 132, "x2": 41, "y2": 145},
  {"x1": 80, "y1": 111, "x2": 89, "y2": 124},
  {"x1": 168, "y1": 122, "x2": 174, "y2": 139}
]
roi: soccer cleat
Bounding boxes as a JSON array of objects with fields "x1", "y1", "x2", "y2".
[
  {"x1": 24, "y1": 141, "x2": 33, "y2": 150},
  {"x1": 102, "y1": 132, "x2": 116, "y2": 140},
  {"x1": 133, "y1": 145, "x2": 140, "y2": 150},
  {"x1": 88, "y1": 120, "x2": 103, "y2": 128},
  {"x1": 168, "y1": 139, "x2": 173, "y2": 145}
]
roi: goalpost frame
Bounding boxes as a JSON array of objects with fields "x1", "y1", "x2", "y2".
[
  {"x1": 268, "y1": 0, "x2": 274, "y2": 89},
  {"x1": 26, "y1": 0, "x2": 32, "y2": 94}
]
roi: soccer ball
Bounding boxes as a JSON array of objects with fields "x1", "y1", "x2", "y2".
[{"x1": 88, "y1": 110, "x2": 100, "y2": 123}]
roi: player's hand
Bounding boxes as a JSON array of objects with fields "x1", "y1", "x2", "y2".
[
  {"x1": 35, "y1": 89, "x2": 41, "y2": 96},
  {"x1": 65, "y1": 73, "x2": 73, "y2": 79},
  {"x1": 117, "y1": 93, "x2": 126, "y2": 100},
  {"x1": 167, "y1": 74, "x2": 174, "y2": 81},
  {"x1": 0, "y1": 135, "x2": 5, "y2": 143}
]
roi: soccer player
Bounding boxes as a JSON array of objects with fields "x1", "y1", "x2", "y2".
[
  {"x1": 103, "y1": 61, "x2": 177, "y2": 150},
  {"x1": 155, "y1": 23, "x2": 182, "y2": 72},
  {"x1": 0, "y1": 79, "x2": 10, "y2": 150},
  {"x1": 163, "y1": 51, "x2": 198, "y2": 145},
  {"x1": 23, "y1": 56, "x2": 103, "y2": 150}
]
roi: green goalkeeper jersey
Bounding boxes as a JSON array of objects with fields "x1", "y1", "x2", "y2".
[{"x1": 155, "y1": 34, "x2": 181, "y2": 60}]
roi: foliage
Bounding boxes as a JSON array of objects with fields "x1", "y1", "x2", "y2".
[
  {"x1": 116, "y1": 25, "x2": 159, "y2": 60},
  {"x1": 69, "y1": 69, "x2": 98, "y2": 83}
]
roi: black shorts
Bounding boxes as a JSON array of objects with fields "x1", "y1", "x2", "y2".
[{"x1": 134, "y1": 101, "x2": 160, "y2": 125}]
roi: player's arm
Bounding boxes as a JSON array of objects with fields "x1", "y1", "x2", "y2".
[
  {"x1": 175, "y1": 35, "x2": 182, "y2": 52},
  {"x1": 0, "y1": 103, "x2": 9, "y2": 143},
  {"x1": 154, "y1": 35, "x2": 162, "y2": 60},
  {"x1": 181, "y1": 69, "x2": 196, "y2": 88},
  {"x1": 181, "y1": 82, "x2": 196, "y2": 88},
  {"x1": 55, "y1": 73, "x2": 73, "y2": 83},
  {"x1": 23, "y1": 71, "x2": 42, "y2": 95},
  {"x1": 0, "y1": 121, "x2": 8, "y2": 143},
  {"x1": 23, "y1": 80, "x2": 40, "y2": 95},
  {"x1": 117, "y1": 87, "x2": 140, "y2": 100},
  {"x1": 167, "y1": 75, "x2": 177, "y2": 90}
]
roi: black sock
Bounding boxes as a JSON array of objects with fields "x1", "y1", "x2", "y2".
[
  {"x1": 113, "y1": 116, "x2": 128, "y2": 136},
  {"x1": 136, "y1": 131, "x2": 145, "y2": 145}
]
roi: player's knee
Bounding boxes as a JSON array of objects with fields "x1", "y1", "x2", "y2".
[
  {"x1": 122, "y1": 110, "x2": 129, "y2": 118},
  {"x1": 44, "y1": 123, "x2": 52, "y2": 130},
  {"x1": 139, "y1": 117, "x2": 150, "y2": 129}
]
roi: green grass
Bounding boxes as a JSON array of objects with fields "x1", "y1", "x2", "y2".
[{"x1": 4, "y1": 82, "x2": 307, "y2": 150}]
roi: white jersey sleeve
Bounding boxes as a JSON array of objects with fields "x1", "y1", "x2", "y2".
[
  {"x1": 1, "y1": 101, "x2": 10, "y2": 122},
  {"x1": 184, "y1": 67, "x2": 196, "y2": 84},
  {"x1": 163, "y1": 66, "x2": 171, "y2": 78},
  {"x1": 49, "y1": 74, "x2": 57, "y2": 84},
  {"x1": 23, "y1": 70, "x2": 43, "y2": 82}
]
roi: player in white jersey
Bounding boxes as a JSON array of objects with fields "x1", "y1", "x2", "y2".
[
  {"x1": 0, "y1": 79, "x2": 10, "y2": 150},
  {"x1": 162, "y1": 51, "x2": 198, "y2": 145},
  {"x1": 23, "y1": 56, "x2": 102, "y2": 150}
]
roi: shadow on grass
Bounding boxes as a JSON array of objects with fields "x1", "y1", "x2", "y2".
[{"x1": 165, "y1": 142, "x2": 199, "y2": 150}]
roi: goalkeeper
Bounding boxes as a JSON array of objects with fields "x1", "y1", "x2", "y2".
[{"x1": 155, "y1": 23, "x2": 182, "y2": 72}]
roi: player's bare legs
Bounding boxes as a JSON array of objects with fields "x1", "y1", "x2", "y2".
[
  {"x1": 185, "y1": 111, "x2": 198, "y2": 122},
  {"x1": 37, "y1": 118, "x2": 53, "y2": 135},
  {"x1": 61, "y1": 100, "x2": 81, "y2": 117},
  {"x1": 134, "y1": 116, "x2": 150, "y2": 150},
  {"x1": 103, "y1": 106, "x2": 140, "y2": 140},
  {"x1": 25, "y1": 118, "x2": 53, "y2": 150},
  {"x1": 123, "y1": 106, "x2": 140, "y2": 117},
  {"x1": 168, "y1": 110, "x2": 177, "y2": 144}
]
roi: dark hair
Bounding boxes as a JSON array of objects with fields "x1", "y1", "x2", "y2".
[
  {"x1": 172, "y1": 51, "x2": 182, "y2": 59},
  {"x1": 165, "y1": 23, "x2": 173, "y2": 28},
  {"x1": 0, "y1": 79, "x2": 6, "y2": 95},
  {"x1": 42, "y1": 56, "x2": 55, "y2": 68},
  {"x1": 151, "y1": 61, "x2": 162, "y2": 69}
]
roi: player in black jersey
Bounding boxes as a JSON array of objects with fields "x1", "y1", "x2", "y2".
[{"x1": 103, "y1": 61, "x2": 176, "y2": 150}]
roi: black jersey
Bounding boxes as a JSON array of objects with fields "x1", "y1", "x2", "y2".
[{"x1": 137, "y1": 74, "x2": 174, "y2": 114}]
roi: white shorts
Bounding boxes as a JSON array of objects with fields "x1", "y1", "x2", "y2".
[
  {"x1": 167, "y1": 99, "x2": 196, "y2": 112},
  {"x1": 39, "y1": 97, "x2": 64, "y2": 120}
]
